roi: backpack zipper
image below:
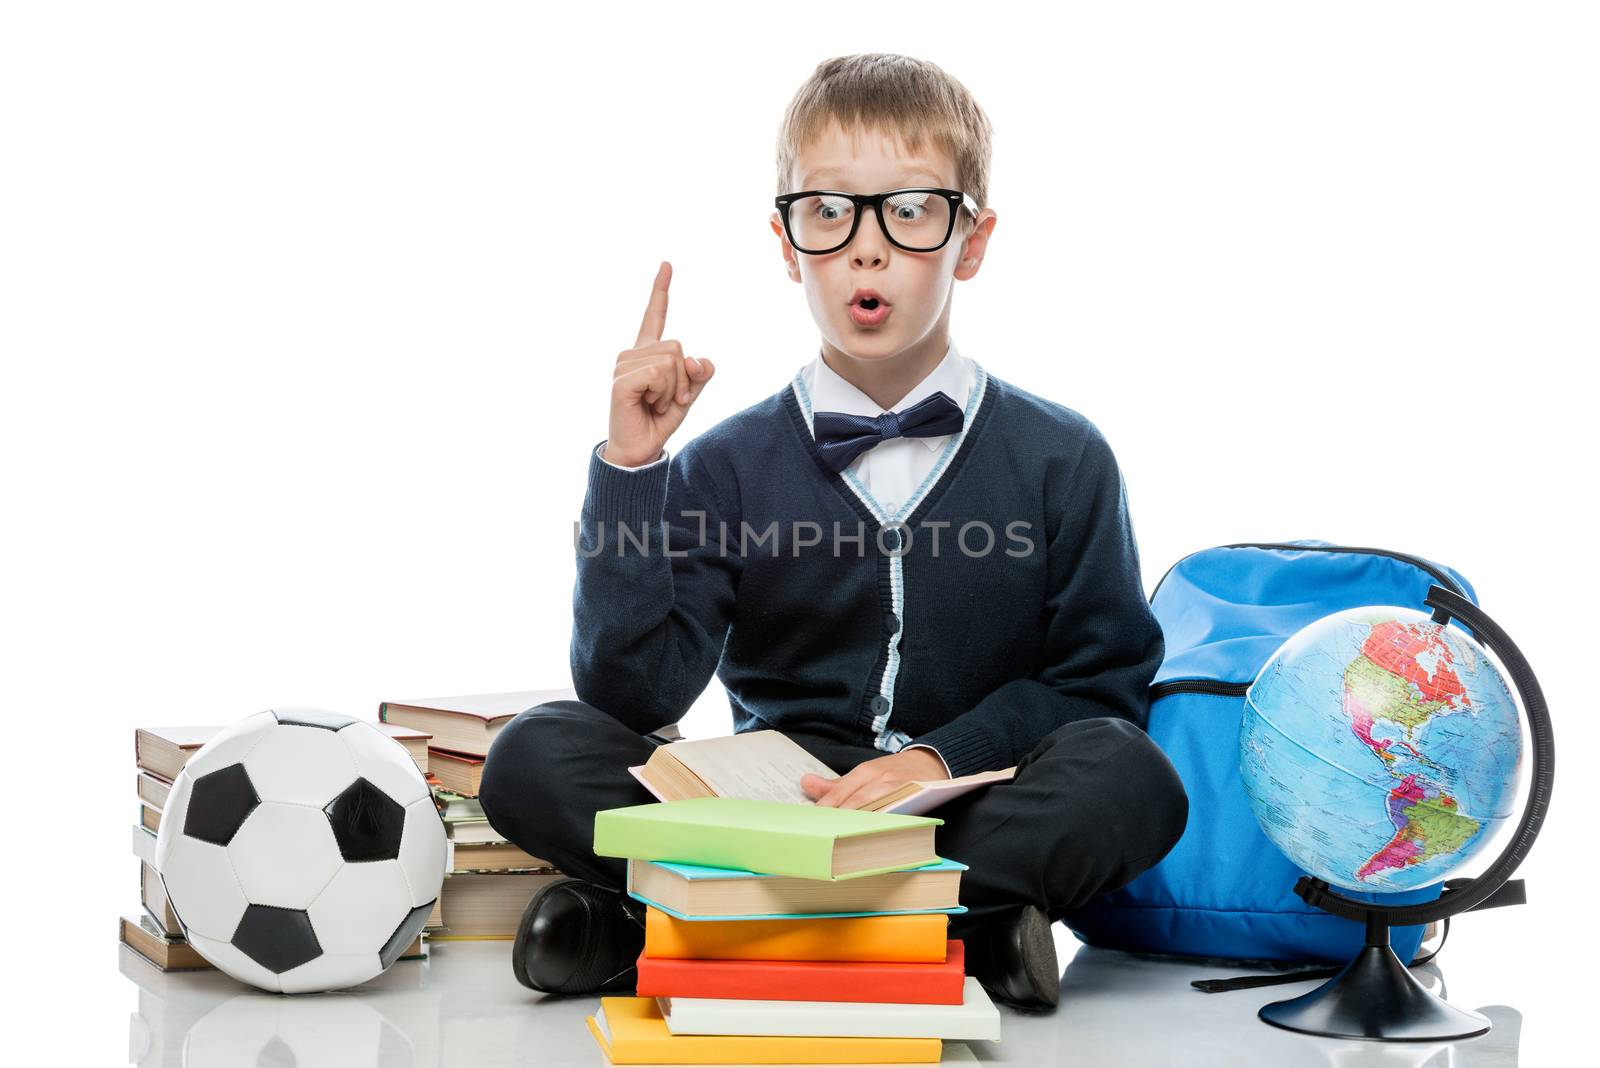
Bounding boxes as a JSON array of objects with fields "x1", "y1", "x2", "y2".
[
  {"x1": 1149, "y1": 678, "x2": 1253, "y2": 700},
  {"x1": 1146, "y1": 542, "x2": 1473, "y2": 702}
]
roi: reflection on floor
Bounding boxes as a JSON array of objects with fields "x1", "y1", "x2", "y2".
[{"x1": 121, "y1": 929, "x2": 1522, "y2": 1067}]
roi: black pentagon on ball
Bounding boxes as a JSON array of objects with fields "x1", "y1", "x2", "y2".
[
  {"x1": 379, "y1": 900, "x2": 435, "y2": 970},
  {"x1": 232, "y1": 904, "x2": 322, "y2": 974},
  {"x1": 184, "y1": 763, "x2": 259, "y2": 846},
  {"x1": 323, "y1": 777, "x2": 406, "y2": 862},
  {"x1": 271, "y1": 708, "x2": 358, "y2": 731}
]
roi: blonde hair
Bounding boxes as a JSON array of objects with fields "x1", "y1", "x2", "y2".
[{"x1": 775, "y1": 53, "x2": 993, "y2": 216}]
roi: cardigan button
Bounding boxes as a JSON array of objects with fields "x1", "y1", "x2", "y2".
[
  {"x1": 883, "y1": 612, "x2": 900, "y2": 634},
  {"x1": 868, "y1": 695, "x2": 890, "y2": 715}
]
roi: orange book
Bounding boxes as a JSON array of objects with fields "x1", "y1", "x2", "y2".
[
  {"x1": 636, "y1": 939, "x2": 965, "y2": 1003},
  {"x1": 643, "y1": 907, "x2": 948, "y2": 962}
]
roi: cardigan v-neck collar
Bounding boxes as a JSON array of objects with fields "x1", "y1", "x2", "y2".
[{"x1": 782, "y1": 358, "x2": 996, "y2": 532}]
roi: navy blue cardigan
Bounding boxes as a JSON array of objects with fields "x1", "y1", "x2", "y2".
[{"x1": 570, "y1": 361, "x2": 1165, "y2": 778}]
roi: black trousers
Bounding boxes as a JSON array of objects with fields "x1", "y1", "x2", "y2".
[{"x1": 478, "y1": 700, "x2": 1188, "y2": 939}]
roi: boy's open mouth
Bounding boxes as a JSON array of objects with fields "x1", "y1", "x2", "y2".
[
  {"x1": 848, "y1": 296, "x2": 891, "y2": 327},
  {"x1": 848, "y1": 289, "x2": 890, "y2": 326}
]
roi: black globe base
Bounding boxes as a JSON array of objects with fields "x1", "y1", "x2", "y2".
[{"x1": 1259, "y1": 916, "x2": 1489, "y2": 1042}]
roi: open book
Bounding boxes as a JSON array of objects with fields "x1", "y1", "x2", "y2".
[{"x1": 627, "y1": 730, "x2": 1014, "y2": 815}]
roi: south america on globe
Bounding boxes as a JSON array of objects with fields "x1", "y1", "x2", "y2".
[{"x1": 1240, "y1": 605, "x2": 1522, "y2": 893}]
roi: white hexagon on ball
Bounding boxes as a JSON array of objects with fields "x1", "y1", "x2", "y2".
[
  {"x1": 397, "y1": 797, "x2": 449, "y2": 908},
  {"x1": 152, "y1": 707, "x2": 448, "y2": 994},
  {"x1": 242, "y1": 723, "x2": 360, "y2": 807},
  {"x1": 156, "y1": 837, "x2": 248, "y2": 942},
  {"x1": 308, "y1": 860, "x2": 414, "y2": 957},
  {"x1": 228, "y1": 802, "x2": 345, "y2": 908}
]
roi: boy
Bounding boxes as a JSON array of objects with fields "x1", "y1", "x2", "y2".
[{"x1": 479, "y1": 53, "x2": 1187, "y2": 1011}]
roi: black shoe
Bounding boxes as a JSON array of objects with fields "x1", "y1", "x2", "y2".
[
  {"x1": 511, "y1": 877, "x2": 646, "y2": 995},
  {"x1": 963, "y1": 905, "x2": 1060, "y2": 1012}
]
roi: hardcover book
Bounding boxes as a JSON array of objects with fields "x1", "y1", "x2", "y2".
[
  {"x1": 378, "y1": 689, "x2": 577, "y2": 757},
  {"x1": 660, "y1": 975, "x2": 1000, "y2": 1040},
  {"x1": 643, "y1": 907, "x2": 949, "y2": 962},
  {"x1": 594, "y1": 797, "x2": 939, "y2": 880},
  {"x1": 427, "y1": 748, "x2": 486, "y2": 797},
  {"x1": 626, "y1": 857, "x2": 964, "y2": 918},
  {"x1": 636, "y1": 939, "x2": 967, "y2": 1004},
  {"x1": 585, "y1": 996, "x2": 940, "y2": 1064}
]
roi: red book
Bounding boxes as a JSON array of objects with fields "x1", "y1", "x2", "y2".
[
  {"x1": 428, "y1": 749, "x2": 485, "y2": 796},
  {"x1": 634, "y1": 939, "x2": 966, "y2": 1005}
]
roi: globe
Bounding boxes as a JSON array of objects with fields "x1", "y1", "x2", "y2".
[{"x1": 1240, "y1": 605, "x2": 1523, "y2": 894}]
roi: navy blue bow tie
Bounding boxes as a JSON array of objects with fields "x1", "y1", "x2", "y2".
[{"x1": 812, "y1": 390, "x2": 965, "y2": 474}]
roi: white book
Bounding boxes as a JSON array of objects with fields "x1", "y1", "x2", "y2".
[
  {"x1": 131, "y1": 823, "x2": 156, "y2": 866},
  {"x1": 658, "y1": 976, "x2": 1001, "y2": 1041}
]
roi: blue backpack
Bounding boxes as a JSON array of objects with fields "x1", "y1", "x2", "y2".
[{"x1": 1062, "y1": 540, "x2": 1481, "y2": 965}]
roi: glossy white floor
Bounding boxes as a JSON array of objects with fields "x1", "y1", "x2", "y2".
[{"x1": 122, "y1": 901, "x2": 1559, "y2": 1068}]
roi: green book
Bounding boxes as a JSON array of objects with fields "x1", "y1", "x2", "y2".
[{"x1": 593, "y1": 798, "x2": 942, "y2": 881}]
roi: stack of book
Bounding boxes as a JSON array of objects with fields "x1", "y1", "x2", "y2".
[
  {"x1": 123, "y1": 720, "x2": 436, "y2": 972},
  {"x1": 379, "y1": 690, "x2": 612, "y2": 938},
  {"x1": 584, "y1": 797, "x2": 1001, "y2": 1064}
]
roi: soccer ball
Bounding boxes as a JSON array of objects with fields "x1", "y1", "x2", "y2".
[{"x1": 153, "y1": 708, "x2": 447, "y2": 994}]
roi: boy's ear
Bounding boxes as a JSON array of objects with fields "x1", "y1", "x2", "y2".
[
  {"x1": 771, "y1": 211, "x2": 802, "y2": 282},
  {"x1": 954, "y1": 208, "x2": 998, "y2": 281}
]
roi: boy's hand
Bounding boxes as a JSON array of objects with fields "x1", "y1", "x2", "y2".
[
  {"x1": 604, "y1": 261, "x2": 716, "y2": 467},
  {"x1": 800, "y1": 748, "x2": 949, "y2": 810}
]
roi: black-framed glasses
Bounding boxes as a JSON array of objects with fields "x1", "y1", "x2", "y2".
[{"x1": 774, "y1": 187, "x2": 978, "y2": 255}]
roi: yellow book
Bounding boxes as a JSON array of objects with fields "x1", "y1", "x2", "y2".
[
  {"x1": 585, "y1": 996, "x2": 941, "y2": 1064},
  {"x1": 644, "y1": 907, "x2": 948, "y2": 962}
]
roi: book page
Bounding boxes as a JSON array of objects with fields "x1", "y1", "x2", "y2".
[
  {"x1": 665, "y1": 731, "x2": 836, "y2": 805},
  {"x1": 875, "y1": 767, "x2": 1017, "y2": 816}
]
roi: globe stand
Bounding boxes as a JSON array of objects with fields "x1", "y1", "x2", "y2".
[
  {"x1": 1258, "y1": 912, "x2": 1488, "y2": 1040},
  {"x1": 1256, "y1": 585, "x2": 1553, "y2": 1044}
]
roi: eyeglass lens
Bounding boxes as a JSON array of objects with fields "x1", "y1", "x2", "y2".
[{"x1": 788, "y1": 191, "x2": 955, "y2": 253}]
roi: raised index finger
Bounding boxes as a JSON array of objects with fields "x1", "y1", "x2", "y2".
[{"x1": 634, "y1": 260, "x2": 671, "y2": 348}]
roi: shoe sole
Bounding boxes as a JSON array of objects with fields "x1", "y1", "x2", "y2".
[
  {"x1": 1016, "y1": 906, "x2": 1061, "y2": 1009},
  {"x1": 511, "y1": 876, "x2": 581, "y2": 992}
]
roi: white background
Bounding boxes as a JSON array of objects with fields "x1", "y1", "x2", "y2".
[{"x1": 3, "y1": 2, "x2": 1595, "y2": 1062}]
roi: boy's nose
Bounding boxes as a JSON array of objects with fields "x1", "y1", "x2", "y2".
[{"x1": 849, "y1": 210, "x2": 890, "y2": 264}]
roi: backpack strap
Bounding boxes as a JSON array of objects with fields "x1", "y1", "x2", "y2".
[{"x1": 1190, "y1": 878, "x2": 1524, "y2": 994}]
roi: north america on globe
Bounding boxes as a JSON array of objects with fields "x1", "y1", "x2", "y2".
[
  {"x1": 1343, "y1": 620, "x2": 1482, "y2": 882},
  {"x1": 1239, "y1": 604, "x2": 1521, "y2": 895}
]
